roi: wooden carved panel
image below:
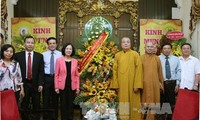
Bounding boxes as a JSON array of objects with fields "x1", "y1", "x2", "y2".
[
  {"x1": 58, "y1": 0, "x2": 138, "y2": 50},
  {"x1": 1, "y1": 0, "x2": 8, "y2": 40}
]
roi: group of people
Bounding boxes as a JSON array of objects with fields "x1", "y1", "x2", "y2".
[
  {"x1": 0, "y1": 36, "x2": 79, "y2": 120},
  {"x1": 0, "y1": 35, "x2": 199, "y2": 120},
  {"x1": 110, "y1": 37, "x2": 200, "y2": 120}
]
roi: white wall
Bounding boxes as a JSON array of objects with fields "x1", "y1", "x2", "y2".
[
  {"x1": 191, "y1": 22, "x2": 200, "y2": 59},
  {"x1": 179, "y1": 0, "x2": 200, "y2": 59},
  {"x1": 180, "y1": 0, "x2": 191, "y2": 41}
]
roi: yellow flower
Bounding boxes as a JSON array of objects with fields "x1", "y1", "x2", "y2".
[
  {"x1": 77, "y1": 49, "x2": 86, "y2": 57},
  {"x1": 104, "y1": 93, "x2": 111, "y2": 100},
  {"x1": 102, "y1": 41, "x2": 108, "y2": 46},
  {"x1": 82, "y1": 84, "x2": 88, "y2": 89},
  {"x1": 92, "y1": 66, "x2": 97, "y2": 75},
  {"x1": 82, "y1": 92, "x2": 90, "y2": 97},
  {"x1": 105, "y1": 48, "x2": 110, "y2": 53},
  {"x1": 100, "y1": 98, "x2": 108, "y2": 104},
  {"x1": 82, "y1": 84, "x2": 90, "y2": 91},
  {"x1": 100, "y1": 71, "x2": 104, "y2": 77},
  {"x1": 87, "y1": 46, "x2": 92, "y2": 51},
  {"x1": 93, "y1": 78, "x2": 99, "y2": 86},
  {"x1": 88, "y1": 96, "x2": 97, "y2": 103},
  {"x1": 98, "y1": 65, "x2": 103, "y2": 71},
  {"x1": 111, "y1": 46, "x2": 118, "y2": 54},
  {"x1": 110, "y1": 92, "x2": 117, "y2": 98},
  {"x1": 103, "y1": 81, "x2": 109, "y2": 89},
  {"x1": 89, "y1": 89, "x2": 97, "y2": 96},
  {"x1": 85, "y1": 79, "x2": 92, "y2": 86},
  {"x1": 93, "y1": 57, "x2": 102, "y2": 64},
  {"x1": 83, "y1": 42, "x2": 89, "y2": 47},
  {"x1": 97, "y1": 91, "x2": 105, "y2": 99},
  {"x1": 87, "y1": 64, "x2": 95, "y2": 73},
  {"x1": 103, "y1": 62, "x2": 111, "y2": 71},
  {"x1": 97, "y1": 83, "x2": 104, "y2": 90},
  {"x1": 109, "y1": 41, "x2": 115, "y2": 47},
  {"x1": 92, "y1": 85, "x2": 96, "y2": 89},
  {"x1": 108, "y1": 90, "x2": 115, "y2": 93},
  {"x1": 90, "y1": 39, "x2": 96, "y2": 45}
]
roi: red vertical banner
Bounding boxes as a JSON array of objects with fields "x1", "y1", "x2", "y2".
[{"x1": 79, "y1": 32, "x2": 109, "y2": 74}]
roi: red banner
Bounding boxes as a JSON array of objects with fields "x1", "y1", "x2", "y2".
[
  {"x1": 79, "y1": 32, "x2": 109, "y2": 74},
  {"x1": 166, "y1": 31, "x2": 184, "y2": 40}
]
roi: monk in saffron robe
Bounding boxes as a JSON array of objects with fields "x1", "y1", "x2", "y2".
[
  {"x1": 110, "y1": 37, "x2": 143, "y2": 120},
  {"x1": 141, "y1": 42, "x2": 164, "y2": 120}
]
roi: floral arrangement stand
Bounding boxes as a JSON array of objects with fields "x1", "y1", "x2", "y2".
[{"x1": 74, "y1": 16, "x2": 119, "y2": 120}]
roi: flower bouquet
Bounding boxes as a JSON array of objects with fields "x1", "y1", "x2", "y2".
[
  {"x1": 74, "y1": 79, "x2": 118, "y2": 120},
  {"x1": 74, "y1": 17, "x2": 119, "y2": 119}
]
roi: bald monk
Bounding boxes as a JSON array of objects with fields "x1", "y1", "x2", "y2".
[
  {"x1": 141, "y1": 42, "x2": 164, "y2": 120},
  {"x1": 110, "y1": 37, "x2": 143, "y2": 120}
]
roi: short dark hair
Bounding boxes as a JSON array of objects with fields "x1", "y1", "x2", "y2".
[
  {"x1": 46, "y1": 37, "x2": 57, "y2": 44},
  {"x1": 161, "y1": 43, "x2": 172, "y2": 49},
  {"x1": 1, "y1": 44, "x2": 15, "y2": 60},
  {"x1": 24, "y1": 36, "x2": 35, "y2": 42},
  {"x1": 61, "y1": 43, "x2": 75, "y2": 56},
  {"x1": 181, "y1": 43, "x2": 192, "y2": 49}
]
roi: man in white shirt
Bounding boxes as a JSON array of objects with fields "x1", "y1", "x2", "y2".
[
  {"x1": 173, "y1": 43, "x2": 200, "y2": 119},
  {"x1": 42, "y1": 37, "x2": 62, "y2": 120},
  {"x1": 179, "y1": 43, "x2": 200, "y2": 91}
]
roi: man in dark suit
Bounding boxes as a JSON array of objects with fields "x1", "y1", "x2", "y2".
[{"x1": 15, "y1": 36, "x2": 44, "y2": 120}]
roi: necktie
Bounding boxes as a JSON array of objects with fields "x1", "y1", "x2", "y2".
[
  {"x1": 27, "y1": 52, "x2": 32, "y2": 80},
  {"x1": 165, "y1": 56, "x2": 171, "y2": 79},
  {"x1": 50, "y1": 51, "x2": 54, "y2": 74}
]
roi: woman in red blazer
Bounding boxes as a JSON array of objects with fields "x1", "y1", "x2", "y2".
[{"x1": 54, "y1": 43, "x2": 80, "y2": 120}]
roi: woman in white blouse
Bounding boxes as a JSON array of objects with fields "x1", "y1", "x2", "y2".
[{"x1": 0, "y1": 44, "x2": 24, "y2": 101}]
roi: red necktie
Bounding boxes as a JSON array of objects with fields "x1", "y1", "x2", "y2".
[{"x1": 27, "y1": 52, "x2": 32, "y2": 80}]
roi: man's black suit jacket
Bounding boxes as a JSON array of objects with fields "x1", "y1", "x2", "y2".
[{"x1": 14, "y1": 51, "x2": 44, "y2": 91}]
